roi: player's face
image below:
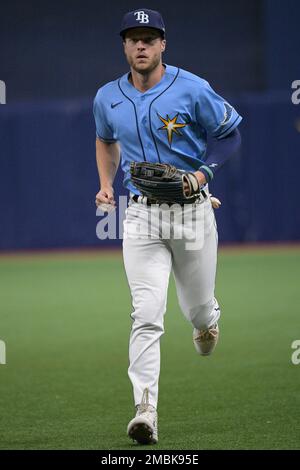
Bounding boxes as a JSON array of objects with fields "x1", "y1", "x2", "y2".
[{"x1": 123, "y1": 28, "x2": 166, "y2": 74}]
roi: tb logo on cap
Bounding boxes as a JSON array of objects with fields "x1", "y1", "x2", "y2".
[{"x1": 134, "y1": 11, "x2": 149, "y2": 24}]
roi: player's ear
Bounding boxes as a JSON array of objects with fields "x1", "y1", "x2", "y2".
[{"x1": 161, "y1": 39, "x2": 166, "y2": 53}]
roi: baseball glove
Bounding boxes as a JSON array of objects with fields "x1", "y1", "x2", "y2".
[{"x1": 130, "y1": 162, "x2": 205, "y2": 204}]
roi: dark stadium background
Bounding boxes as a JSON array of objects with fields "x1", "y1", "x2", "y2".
[{"x1": 0, "y1": 0, "x2": 299, "y2": 250}]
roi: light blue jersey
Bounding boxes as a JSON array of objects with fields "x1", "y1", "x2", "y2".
[{"x1": 93, "y1": 64, "x2": 242, "y2": 194}]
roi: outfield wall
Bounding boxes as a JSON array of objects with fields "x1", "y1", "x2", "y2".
[{"x1": 0, "y1": 91, "x2": 299, "y2": 250}]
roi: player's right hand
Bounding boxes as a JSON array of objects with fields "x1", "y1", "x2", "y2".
[{"x1": 95, "y1": 187, "x2": 116, "y2": 208}]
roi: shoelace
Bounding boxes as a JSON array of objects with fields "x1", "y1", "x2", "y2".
[
  {"x1": 138, "y1": 388, "x2": 150, "y2": 413},
  {"x1": 137, "y1": 388, "x2": 156, "y2": 421},
  {"x1": 195, "y1": 325, "x2": 218, "y2": 342}
]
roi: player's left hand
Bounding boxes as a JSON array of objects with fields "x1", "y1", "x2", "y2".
[
  {"x1": 183, "y1": 171, "x2": 206, "y2": 196},
  {"x1": 183, "y1": 172, "x2": 221, "y2": 209}
]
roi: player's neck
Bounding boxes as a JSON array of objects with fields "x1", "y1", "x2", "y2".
[{"x1": 129, "y1": 63, "x2": 165, "y2": 93}]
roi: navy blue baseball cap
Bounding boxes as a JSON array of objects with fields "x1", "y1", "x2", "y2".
[{"x1": 120, "y1": 8, "x2": 165, "y2": 38}]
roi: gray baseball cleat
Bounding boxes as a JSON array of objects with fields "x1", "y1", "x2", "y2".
[
  {"x1": 193, "y1": 323, "x2": 219, "y2": 355},
  {"x1": 127, "y1": 388, "x2": 158, "y2": 445}
]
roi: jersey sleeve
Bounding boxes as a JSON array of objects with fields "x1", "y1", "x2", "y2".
[
  {"x1": 195, "y1": 80, "x2": 242, "y2": 139},
  {"x1": 93, "y1": 90, "x2": 117, "y2": 143}
]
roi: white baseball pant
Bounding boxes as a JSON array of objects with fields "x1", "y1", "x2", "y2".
[{"x1": 122, "y1": 193, "x2": 220, "y2": 409}]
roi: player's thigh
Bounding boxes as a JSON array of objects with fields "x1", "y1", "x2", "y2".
[
  {"x1": 123, "y1": 202, "x2": 172, "y2": 290},
  {"x1": 171, "y1": 203, "x2": 218, "y2": 310},
  {"x1": 123, "y1": 237, "x2": 172, "y2": 318},
  {"x1": 123, "y1": 237, "x2": 171, "y2": 282}
]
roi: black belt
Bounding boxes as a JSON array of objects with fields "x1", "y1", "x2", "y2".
[{"x1": 131, "y1": 190, "x2": 207, "y2": 207}]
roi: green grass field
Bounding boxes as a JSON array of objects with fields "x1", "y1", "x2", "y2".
[{"x1": 0, "y1": 247, "x2": 300, "y2": 450}]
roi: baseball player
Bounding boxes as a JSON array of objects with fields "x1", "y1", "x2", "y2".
[{"x1": 93, "y1": 8, "x2": 242, "y2": 445}]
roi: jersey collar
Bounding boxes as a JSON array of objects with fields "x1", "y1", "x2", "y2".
[{"x1": 119, "y1": 63, "x2": 172, "y2": 100}]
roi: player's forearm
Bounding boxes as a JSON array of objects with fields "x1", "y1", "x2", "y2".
[
  {"x1": 96, "y1": 138, "x2": 120, "y2": 187},
  {"x1": 198, "y1": 128, "x2": 242, "y2": 183}
]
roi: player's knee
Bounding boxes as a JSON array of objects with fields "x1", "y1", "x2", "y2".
[
  {"x1": 130, "y1": 295, "x2": 167, "y2": 325},
  {"x1": 131, "y1": 319, "x2": 165, "y2": 337}
]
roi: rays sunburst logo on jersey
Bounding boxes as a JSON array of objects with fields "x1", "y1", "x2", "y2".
[{"x1": 157, "y1": 113, "x2": 189, "y2": 146}]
